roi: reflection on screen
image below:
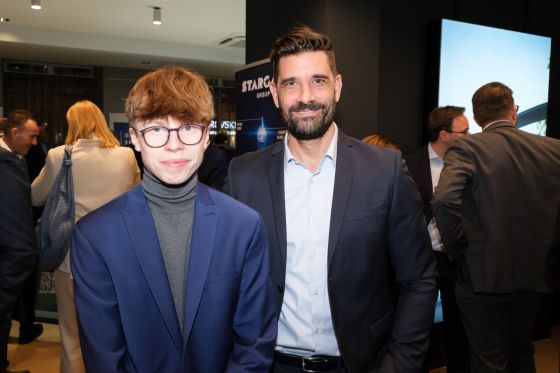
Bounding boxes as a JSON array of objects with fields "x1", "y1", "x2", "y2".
[{"x1": 438, "y1": 19, "x2": 551, "y2": 135}]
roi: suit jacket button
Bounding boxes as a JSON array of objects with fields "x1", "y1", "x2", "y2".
[{"x1": 277, "y1": 285, "x2": 284, "y2": 293}]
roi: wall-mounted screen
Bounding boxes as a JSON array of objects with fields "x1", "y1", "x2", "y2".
[{"x1": 428, "y1": 19, "x2": 552, "y2": 135}]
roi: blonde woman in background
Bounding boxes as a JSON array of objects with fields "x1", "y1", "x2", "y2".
[{"x1": 32, "y1": 100, "x2": 140, "y2": 373}]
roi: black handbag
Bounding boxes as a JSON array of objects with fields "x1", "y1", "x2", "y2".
[{"x1": 36, "y1": 145, "x2": 75, "y2": 271}]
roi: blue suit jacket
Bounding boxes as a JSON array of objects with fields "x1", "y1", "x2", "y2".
[{"x1": 71, "y1": 182, "x2": 277, "y2": 372}]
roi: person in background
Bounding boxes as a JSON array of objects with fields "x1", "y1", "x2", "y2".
[
  {"x1": 226, "y1": 26, "x2": 437, "y2": 372},
  {"x1": 197, "y1": 138, "x2": 229, "y2": 190},
  {"x1": 0, "y1": 111, "x2": 39, "y2": 373},
  {"x1": 404, "y1": 106, "x2": 471, "y2": 373},
  {"x1": 214, "y1": 129, "x2": 235, "y2": 160},
  {"x1": 1, "y1": 109, "x2": 44, "y2": 344},
  {"x1": 433, "y1": 82, "x2": 560, "y2": 372},
  {"x1": 31, "y1": 100, "x2": 141, "y2": 373},
  {"x1": 10, "y1": 120, "x2": 50, "y2": 347},
  {"x1": 71, "y1": 66, "x2": 276, "y2": 372},
  {"x1": 361, "y1": 134, "x2": 400, "y2": 150}
]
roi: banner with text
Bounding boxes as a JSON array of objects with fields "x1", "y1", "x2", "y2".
[{"x1": 235, "y1": 59, "x2": 285, "y2": 156}]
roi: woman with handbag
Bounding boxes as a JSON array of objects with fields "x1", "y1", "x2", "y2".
[{"x1": 31, "y1": 100, "x2": 141, "y2": 373}]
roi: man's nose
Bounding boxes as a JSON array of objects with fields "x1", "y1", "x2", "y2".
[{"x1": 298, "y1": 83, "x2": 315, "y2": 103}]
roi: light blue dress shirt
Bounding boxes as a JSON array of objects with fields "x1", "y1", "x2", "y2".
[{"x1": 277, "y1": 126, "x2": 340, "y2": 357}]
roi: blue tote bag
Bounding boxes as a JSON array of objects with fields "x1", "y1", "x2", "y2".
[{"x1": 36, "y1": 145, "x2": 75, "y2": 271}]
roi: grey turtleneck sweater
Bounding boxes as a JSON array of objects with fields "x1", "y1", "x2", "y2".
[{"x1": 142, "y1": 171, "x2": 197, "y2": 332}]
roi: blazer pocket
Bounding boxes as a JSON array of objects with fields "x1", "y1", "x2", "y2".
[
  {"x1": 369, "y1": 310, "x2": 394, "y2": 343},
  {"x1": 346, "y1": 203, "x2": 388, "y2": 222}
]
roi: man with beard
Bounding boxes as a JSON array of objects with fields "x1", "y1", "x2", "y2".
[{"x1": 225, "y1": 26, "x2": 437, "y2": 373}]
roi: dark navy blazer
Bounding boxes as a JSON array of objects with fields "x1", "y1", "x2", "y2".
[
  {"x1": 226, "y1": 131, "x2": 437, "y2": 373},
  {"x1": 71, "y1": 183, "x2": 277, "y2": 372}
]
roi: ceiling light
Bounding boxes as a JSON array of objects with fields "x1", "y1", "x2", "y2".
[
  {"x1": 0, "y1": 17, "x2": 11, "y2": 22},
  {"x1": 31, "y1": 0, "x2": 42, "y2": 10},
  {"x1": 152, "y1": 7, "x2": 162, "y2": 25}
]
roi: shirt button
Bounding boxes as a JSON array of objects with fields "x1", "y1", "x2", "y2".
[
  {"x1": 314, "y1": 329, "x2": 320, "y2": 335},
  {"x1": 313, "y1": 289, "x2": 318, "y2": 295}
]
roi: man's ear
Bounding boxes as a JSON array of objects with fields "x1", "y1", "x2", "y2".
[
  {"x1": 129, "y1": 128, "x2": 141, "y2": 152},
  {"x1": 269, "y1": 81, "x2": 280, "y2": 109},
  {"x1": 511, "y1": 106, "x2": 518, "y2": 126},
  {"x1": 334, "y1": 74, "x2": 342, "y2": 102},
  {"x1": 202, "y1": 129, "x2": 210, "y2": 151}
]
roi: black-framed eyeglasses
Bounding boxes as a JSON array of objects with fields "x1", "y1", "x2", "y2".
[
  {"x1": 134, "y1": 124, "x2": 206, "y2": 148},
  {"x1": 515, "y1": 105, "x2": 520, "y2": 113},
  {"x1": 445, "y1": 128, "x2": 469, "y2": 135}
]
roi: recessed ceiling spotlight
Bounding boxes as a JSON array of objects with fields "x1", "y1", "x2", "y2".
[
  {"x1": 0, "y1": 17, "x2": 11, "y2": 22},
  {"x1": 152, "y1": 7, "x2": 162, "y2": 25},
  {"x1": 31, "y1": 0, "x2": 42, "y2": 10}
]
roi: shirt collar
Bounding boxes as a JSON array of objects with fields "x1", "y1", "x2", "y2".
[
  {"x1": 0, "y1": 136, "x2": 14, "y2": 153},
  {"x1": 482, "y1": 120, "x2": 513, "y2": 131},
  {"x1": 0, "y1": 136, "x2": 25, "y2": 159},
  {"x1": 284, "y1": 124, "x2": 338, "y2": 171},
  {"x1": 428, "y1": 142, "x2": 441, "y2": 161}
]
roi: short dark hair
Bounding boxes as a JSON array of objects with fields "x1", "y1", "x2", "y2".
[
  {"x1": 472, "y1": 82, "x2": 514, "y2": 127},
  {"x1": 269, "y1": 25, "x2": 337, "y2": 83},
  {"x1": 427, "y1": 106, "x2": 465, "y2": 142},
  {"x1": 5, "y1": 110, "x2": 37, "y2": 132}
]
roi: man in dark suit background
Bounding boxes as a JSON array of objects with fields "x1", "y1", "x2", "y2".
[
  {"x1": 226, "y1": 26, "x2": 437, "y2": 373},
  {"x1": 0, "y1": 131, "x2": 38, "y2": 372},
  {"x1": 404, "y1": 106, "x2": 470, "y2": 373},
  {"x1": 433, "y1": 82, "x2": 560, "y2": 372},
  {"x1": 14, "y1": 120, "x2": 50, "y2": 345}
]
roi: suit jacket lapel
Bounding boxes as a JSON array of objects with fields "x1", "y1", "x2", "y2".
[
  {"x1": 122, "y1": 186, "x2": 183, "y2": 355},
  {"x1": 328, "y1": 132, "x2": 355, "y2": 265},
  {"x1": 183, "y1": 183, "x2": 216, "y2": 348},
  {"x1": 268, "y1": 144, "x2": 287, "y2": 272}
]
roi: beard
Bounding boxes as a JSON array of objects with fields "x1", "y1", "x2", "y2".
[{"x1": 283, "y1": 100, "x2": 336, "y2": 141}]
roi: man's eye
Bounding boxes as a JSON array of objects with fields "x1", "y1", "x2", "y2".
[
  {"x1": 313, "y1": 78, "x2": 326, "y2": 85},
  {"x1": 148, "y1": 126, "x2": 165, "y2": 133},
  {"x1": 282, "y1": 81, "x2": 296, "y2": 88}
]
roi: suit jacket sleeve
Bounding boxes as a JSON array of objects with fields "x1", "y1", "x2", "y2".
[
  {"x1": 381, "y1": 154, "x2": 437, "y2": 372},
  {"x1": 432, "y1": 143, "x2": 474, "y2": 262},
  {"x1": 226, "y1": 217, "x2": 277, "y2": 372},
  {"x1": 71, "y1": 224, "x2": 137, "y2": 373},
  {"x1": 0, "y1": 153, "x2": 38, "y2": 314}
]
